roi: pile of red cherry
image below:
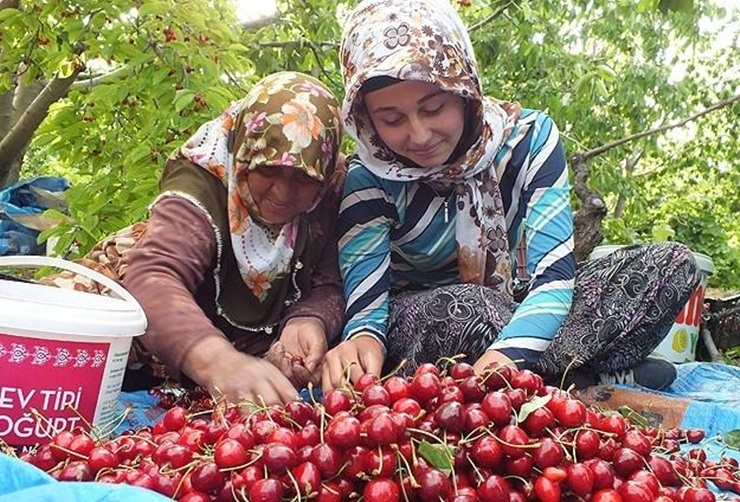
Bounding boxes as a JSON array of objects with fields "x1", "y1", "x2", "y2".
[{"x1": 14, "y1": 361, "x2": 740, "y2": 501}]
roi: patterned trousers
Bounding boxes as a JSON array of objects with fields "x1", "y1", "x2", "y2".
[{"x1": 382, "y1": 242, "x2": 699, "y2": 378}]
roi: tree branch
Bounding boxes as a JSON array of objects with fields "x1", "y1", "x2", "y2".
[
  {"x1": 0, "y1": 0, "x2": 19, "y2": 10},
  {"x1": 468, "y1": 1, "x2": 514, "y2": 33},
  {"x1": 0, "y1": 68, "x2": 83, "y2": 178},
  {"x1": 0, "y1": 90, "x2": 13, "y2": 138},
  {"x1": 580, "y1": 93, "x2": 740, "y2": 162},
  {"x1": 69, "y1": 65, "x2": 131, "y2": 91},
  {"x1": 258, "y1": 40, "x2": 339, "y2": 50}
]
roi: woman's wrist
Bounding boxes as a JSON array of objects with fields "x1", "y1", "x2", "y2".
[{"x1": 180, "y1": 335, "x2": 237, "y2": 386}]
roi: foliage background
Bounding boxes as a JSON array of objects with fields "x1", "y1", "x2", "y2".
[{"x1": 0, "y1": 0, "x2": 738, "y2": 289}]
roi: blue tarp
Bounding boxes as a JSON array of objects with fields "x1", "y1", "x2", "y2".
[
  {"x1": 0, "y1": 176, "x2": 69, "y2": 256},
  {"x1": 0, "y1": 453, "x2": 169, "y2": 501}
]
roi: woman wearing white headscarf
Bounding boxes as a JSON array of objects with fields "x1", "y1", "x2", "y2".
[{"x1": 322, "y1": 0, "x2": 698, "y2": 391}]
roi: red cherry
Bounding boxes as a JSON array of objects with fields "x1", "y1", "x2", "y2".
[
  {"x1": 291, "y1": 461, "x2": 322, "y2": 495},
  {"x1": 363, "y1": 384, "x2": 392, "y2": 407},
  {"x1": 435, "y1": 401, "x2": 466, "y2": 433},
  {"x1": 464, "y1": 404, "x2": 490, "y2": 432},
  {"x1": 162, "y1": 406, "x2": 188, "y2": 431},
  {"x1": 310, "y1": 443, "x2": 343, "y2": 478},
  {"x1": 511, "y1": 369, "x2": 544, "y2": 395},
  {"x1": 458, "y1": 375, "x2": 486, "y2": 402},
  {"x1": 477, "y1": 474, "x2": 511, "y2": 502},
  {"x1": 592, "y1": 488, "x2": 624, "y2": 502},
  {"x1": 417, "y1": 468, "x2": 452, "y2": 500},
  {"x1": 533, "y1": 437, "x2": 565, "y2": 469},
  {"x1": 438, "y1": 385, "x2": 466, "y2": 404},
  {"x1": 392, "y1": 397, "x2": 422, "y2": 417},
  {"x1": 575, "y1": 429, "x2": 601, "y2": 460},
  {"x1": 415, "y1": 362, "x2": 441, "y2": 377},
  {"x1": 323, "y1": 389, "x2": 353, "y2": 415},
  {"x1": 618, "y1": 480, "x2": 654, "y2": 502},
  {"x1": 249, "y1": 478, "x2": 284, "y2": 502},
  {"x1": 69, "y1": 434, "x2": 95, "y2": 456},
  {"x1": 600, "y1": 414, "x2": 627, "y2": 438},
  {"x1": 506, "y1": 455, "x2": 533, "y2": 478},
  {"x1": 553, "y1": 398, "x2": 587, "y2": 427},
  {"x1": 366, "y1": 412, "x2": 400, "y2": 446},
  {"x1": 410, "y1": 372, "x2": 442, "y2": 402},
  {"x1": 481, "y1": 391, "x2": 513, "y2": 425},
  {"x1": 522, "y1": 406, "x2": 555, "y2": 436},
  {"x1": 622, "y1": 429, "x2": 652, "y2": 457},
  {"x1": 364, "y1": 477, "x2": 401, "y2": 502},
  {"x1": 297, "y1": 423, "x2": 321, "y2": 449},
  {"x1": 366, "y1": 447, "x2": 398, "y2": 477},
  {"x1": 285, "y1": 400, "x2": 316, "y2": 426},
  {"x1": 481, "y1": 363, "x2": 513, "y2": 390},
  {"x1": 384, "y1": 376, "x2": 411, "y2": 402},
  {"x1": 683, "y1": 487, "x2": 716, "y2": 502},
  {"x1": 87, "y1": 446, "x2": 119, "y2": 474},
  {"x1": 684, "y1": 428, "x2": 706, "y2": 444},
  {"x1": 57, "y1": 460, "x2": 93, "y2": 481},
  {"x1": 534, "y1": 475, "x2": 561, "y2": 502},
  {"x1": 261, "y1": 443, "x2": 296, "y2": 473},
  {"x1": 252, "y1": 419, "x2": 279, "y2": 444},
  {"x1": 325, "y1": 415, "x2": 361, "y2": 449},
  {"x1": 584, "y1": 458, "x2": 616, "y2": 491},
  {"x1": 612, "y1": 447, "x2": 645, "y2": 478},
  {"x1": 628, "y1": 470, "x2": 660, "y2": 497},
  {"x1": 498, "y1": 425, "x2": 530, "y2": 459},
  {"x1": 472, "y1": 435, "x2": 504, "y2": 468},
  {"x1": 224, "y1": 423, "x2": 255, "y2": 449},
  {"x1": 190, "y1": 461, "x2": 225, "y2": 494},
  {"x1": 267, "y1": 427, "x2": 298, "y2": 450},
  {"x1": 179, "y1": 428, "x2": 205, "y2": 452},
  {"x1": 354, "y1": 373, "x2": 380, "y2": 392},
  {"x1": 50, "y1": 430, "x2": 75, "y2": 461},
  {"x1": 505, "y1": 388, "x2": 528, "y2": 411},
  {"x1": 214, "y1": 438, "x2": 248, "y2": 469},
  {"x1": 567, "y1": 462, "x2": 594, "y2": 497}
]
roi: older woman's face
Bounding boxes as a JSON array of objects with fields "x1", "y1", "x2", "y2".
[
  {"x1": 364, "y1": 80, "x2": 466, "y2": 168},
  {"x1": 247, "y1": 166, "x2": 322, "y2": 224}
]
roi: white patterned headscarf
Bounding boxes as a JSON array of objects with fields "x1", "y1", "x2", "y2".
[
  {"x1": 177, "y1": 72, "x2": 342, "y2": 301},
  {"x1": 340, "y1": 0, "x2": 521, "y2": 295}
]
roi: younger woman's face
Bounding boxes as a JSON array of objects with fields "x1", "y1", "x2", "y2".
[
  {"x1": 247, "y1": 166, "x2": 322, "y2": 224},
  {"x1": 363, "y1": 80, "x2": 466, "y2": 168}
]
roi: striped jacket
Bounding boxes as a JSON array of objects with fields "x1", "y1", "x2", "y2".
[{"x1": 338, "y1": 109, "x2": 576, "y2": 363}]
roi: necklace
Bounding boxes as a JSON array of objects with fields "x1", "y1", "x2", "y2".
[{"x1": 426, "y1": 182, "x2": 454, "y2": 223}]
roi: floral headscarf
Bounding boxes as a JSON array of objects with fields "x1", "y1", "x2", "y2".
[
  {"x1": 340, "y1": 0, "x2": 521, "y2": 296},
  {"x1": 177, "y1": 72, "x2": 342, "y2": 301}
]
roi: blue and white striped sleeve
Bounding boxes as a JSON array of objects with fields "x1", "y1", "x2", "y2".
[
  {"x1": 489, "y1": 115, "x2": 576, "y2": 364},
  {"x1": 338, "y1": 161, "x2": 395, "y2": 346}
]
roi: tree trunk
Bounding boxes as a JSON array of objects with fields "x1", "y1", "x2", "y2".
[
  {"x1": 0, "y1": 70, "x2": 81, "y2": 189},
  {"x1": 570, "y1": 153, "x2": 608, "y2": 262}
]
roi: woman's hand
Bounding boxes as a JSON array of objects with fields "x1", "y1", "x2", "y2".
[
  {"x1": 321, "y1": 334, "x2": 385, "y2": 392},
  {"x1": 472, "y1": 349, "x2": 517, "y2": 375},
  {"x1": 266, "y1": 317, "x2": 328, "y2": 388},
  {"x1": 182, "y1": 336, "x2": 299, "y2": 406}
]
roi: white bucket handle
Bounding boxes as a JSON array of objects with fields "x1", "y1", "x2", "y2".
[{"x1": 0, "y1": 255, "x2": 144, "y2": 313}]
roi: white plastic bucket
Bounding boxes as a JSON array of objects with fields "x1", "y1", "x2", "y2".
[
  {"x1": 0, "y1": 256, "x2": 147, "y2": 448},
  {"x1": 588, "y1": 245, "x2": 714, "y2": 363}
]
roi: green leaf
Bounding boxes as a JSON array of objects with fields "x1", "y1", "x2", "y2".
[
  {"x1": 517, "y1": 394, "x2": 552, "y2": 423},
  {"x1": 417, "y1": 440, "x2": 453, "y2": 476},
  {"x1": 137, "y1": 2, "x2": 169, "y2": 16},
  {"x1": 174, "y1": 89, "x2": 195, "y2": 112},
  {"x1": 0, "y1": 7, "x2": 20, "y2": 21},
  {"x1": 724, "y1": 430, "x2": 740, "y2": 449}
]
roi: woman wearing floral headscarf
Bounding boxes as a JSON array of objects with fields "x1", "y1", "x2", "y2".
[
  {"x1": 122, "y1": 72, "x2": 345, "y2": 405},
  {"x1": 322, "y1": 0, "x2": 698, "y2": 391}
]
